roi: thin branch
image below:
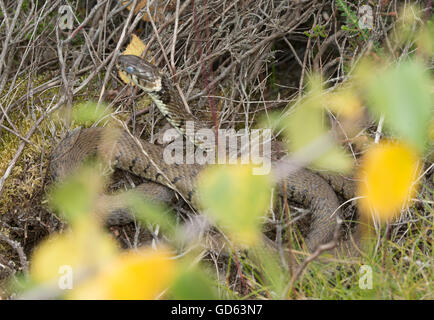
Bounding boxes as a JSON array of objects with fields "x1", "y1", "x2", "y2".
[{"x1": 0, "y1": 231, "x2": 29, "y2": 276}]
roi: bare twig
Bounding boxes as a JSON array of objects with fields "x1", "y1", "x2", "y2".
[{"x1": 0, "y1": 231, "x2": 29, "y2": 276}]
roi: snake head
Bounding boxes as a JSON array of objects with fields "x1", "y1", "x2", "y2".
[{"x1": 117, "y1": 55, "x2": 162, "y2": 92}]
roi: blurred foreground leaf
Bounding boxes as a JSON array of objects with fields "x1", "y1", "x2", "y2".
[
  {"x1": 357, "y1": 141, "x2": 421, "y2": 221},
  {"x1": 69, "y1": 247, "x2": 175, "y2": 300},
  {"x1": 72, "y1": 101, "x2": 111, "y2": 125},
  {"x1": 416, "y1": 20, "x2": 434, "y2": 56},
  {"x1": 126, "y1": 191, "x2": 176, "y2": 236},
  {"x1": 30, "y1": 219, "x2": 118, "y2": 285},
  {"x1": 197, "y1": 164, "x2": 272, "y2": 246},
  {"x1": 325, "y1": 86, "x2": 363, "y2": 119},
  {"x1": 358, "y1": 60, "x2": 433, "y2": 152},
  {"x1": 49, "y1": 164, "x2": 106, "y2": 223},
  {"x1": 283, "y1": 77, "x2": 353, "y2": 173},
  {"x1": 169, "y1": 266, "x2": 217, "y2": 300}
]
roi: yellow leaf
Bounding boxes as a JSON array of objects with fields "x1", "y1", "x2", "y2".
[
  {"x1": 68, "y1": 248, "x2": 175, "y2": 300},
  {"x1": 30, "y1": 219, "x2": 118, "y2": 284},
  {"x1": 357, "y1": 141, "x2": 421, "y2": 221},
  {"x1": 123, "y1": 34, "x2": 146, "y2": 57},
  {"x1": 197, "y1": 164, "x2": 272, "y2": 245},
  {"x1": 326, "y1": 87, "x2": 363, "y2": 119}
]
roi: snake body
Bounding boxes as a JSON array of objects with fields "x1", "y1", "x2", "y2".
[{"x1": 49, "y1": 55, "x2": 357, "y2": 252}]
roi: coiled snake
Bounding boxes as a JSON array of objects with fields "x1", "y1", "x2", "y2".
[{"x1": 49, "y1": 55, "x2": 358, "y2": 253}]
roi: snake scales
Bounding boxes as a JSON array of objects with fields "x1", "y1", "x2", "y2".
[{"x1": 49, "y1": 55, "x2": 358, "y2": 253}]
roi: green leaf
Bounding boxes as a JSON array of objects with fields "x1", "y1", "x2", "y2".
[
  {"x1": 363, "y1": 60, "x2": 433, "y2": 152},
  {"x1": 416, "y1": 21, "x2": 434, "y2": 56},
  {"x1": 304, "y1": 31, "x2": 313, "y2": 38},
  {"x1": 49, "y1": 164, "x2": 104, "y2": 222},
  {"x1": 126, "y1": 192, "x2": 176, "y2": 237},
  {"x1": 169, "y1": 267, "x2": 217, "y2": 300},
  {"x1": 197, "y1": 164, "x2": 272, "y2": 246},
  {"x1": 313, "y1": 146, "x2": 354, "y2": 173},
  {"x1": 282, "y1": 77, "x2": 354, "y2": 173},
  {"x1": 72, "y1": 101, "x2": 111, "y2": 125}
]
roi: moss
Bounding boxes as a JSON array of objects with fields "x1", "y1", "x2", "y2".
[{"x1": 0, "y1": 71, "x2": 102, "y2": 215}]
